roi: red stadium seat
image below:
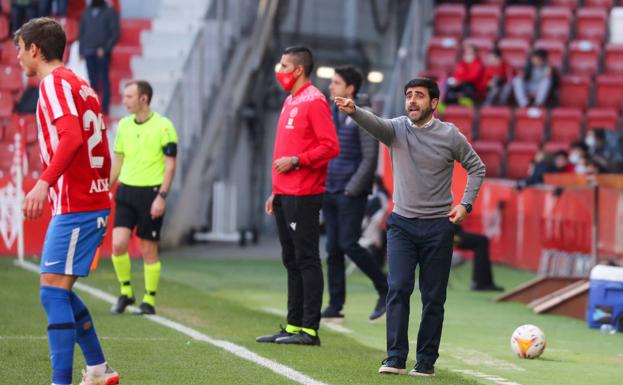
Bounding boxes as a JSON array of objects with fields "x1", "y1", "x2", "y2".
[
  {"x1": 543, "y1": 141, "x2": 571, "y2": 153},
  {"x1": 559, "y1": 75, "x2": 591, "y2": 109},
  {"x1": 0, "y1": 65, "x2": 23, "y2": 92},
  {"x1": 121, "y1": 18, "x2": 151, "y2": 31},
  {"x1": 418, "y1": 69, "x2": 447, "y2": 84},
  {"x1": 0, "y1": 91, "x2": 13, "y2": 119},
  {"x1": 119, "y1": 19, "x2": 152, "y2": 46},
  {"x1": 443, "y1": 106, "x2": 474, "y2": 141},
  {"x1": 550, "y1": 108, "x2": 582, "y2": 143},
  {"x1": 548, "y1": 0, "x2": 579, "y2": 10},
  {"x1": 111, "y1": 46, "x2": 142, "y2": 73},
  {"x1": 472, "y1": 141, "x2": 504, "y2": 178},
  {"x1": 514, "y1": 107, "x2": 546, "y2": 144},
  {"x1": 426, "y1": 37, "x2": 459, "y2": 73},
  {"x1": 539, "y1": 7, "x2": 573, "y2": 41},
  {"x1": 504, "y1": 6, "x2": 536, "y2": 40},
  {"x1": 595, "y1": 75, "x2": 623, "y2": 110},
  {"x1": 498, "y1": 38, "x2": 530, "y2": 70},
  {"x1": 0, "y1": 14, "x2": 8, "y2": 40},
  {"x1": 604, "y1": 44, "x2": 623, "y2": 74},
  {"x1": 55, "y1": 17, "x2": 79, "y2": 43},
  {"x1": 10, "y1": 114, "x2": 37, "y2": 144},
  {"x1": 478, "y1": 106, "x2": 511, "y2": 143},
  {"x1": 434, "y1": 4, "x2": 465, "y2": 38},
  {"x1": 110, "y1": 69, "x2": 131, "y2": 104},
  {"x1": 0, "y1": 143, "x2": 15, "y2": 171},
  {"x1": 533, "y1": 39, "x2": 566, "y2": 70},
  {"x1": 469, "y1": 5, "x2": 501, "y2": 38},
  {"x1": 568, "y1": 40, "x2": 600, "y2": 76},
  {"x1": 585, "y1": 0, "x2": 614, "y2": 10},
  {"x1": 507, "y1": 142, "x2": 538, "y2": 179},
  {"x1": 576, "y1": 8, "x2": 608, "y2": 43},
  {"x1": 586, "y1": 108, "x2": 618, "y2": 130},
  {"x1": 1, "y1": 41, "x2": 18, "y2": 66},
  {"x1": 462, "y1": 37, "x2": 495, "y2": 62}
]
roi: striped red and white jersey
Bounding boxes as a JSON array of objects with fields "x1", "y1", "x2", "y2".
[{"x1": 36, "y1": 67, "x2": 111, "y2": 215}]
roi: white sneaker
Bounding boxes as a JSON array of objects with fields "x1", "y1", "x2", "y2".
[{"x1": 79, "y1": 365, "x2": 120, "y2": 385}]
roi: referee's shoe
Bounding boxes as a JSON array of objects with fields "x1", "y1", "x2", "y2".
[{"x1": 111, "y1": 295, "x2": 135, "y2": 314}]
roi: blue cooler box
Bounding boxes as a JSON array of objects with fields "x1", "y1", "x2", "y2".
[{"x1": 587, "y1": 265, "x2": 623, "y2": 330}]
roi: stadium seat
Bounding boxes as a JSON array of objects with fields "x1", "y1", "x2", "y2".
[
  {"x1": 498, "y1": 38, "x2": 530, "y2": 70},
  {"x1": 1, "y1": 41, "x2": 18, "y2": 66},
  {"x1": 543, "y1": 141, "x2": 571, "y2": 153},
  {"x1": 119, "y1": 19, "x2": 152, "y2": 46},
  {"x1": 548, "y1": 0, "x2": 579, "y2": 11},
  {"x1": 10, "y1": 114, "x2": 37, "y2": 144},
  {"x1": 443, "y1": 106, "x2": 474, "y2": 141},
  {"x1": 110, "y1": 69, "x2": 132, "y2": 104},
  {"x1": 550, "y1": 108, "x2": 582, "y2": 143},
  {"x1": 539, "y1": 6, "x2": 573, "y2": 41},
  {"x1": 586, "y1": 108, "x2": 618, "y2": 130},
  {"x1": 559, "y1": 75, "x2": 591, "y2": 109},
  {"x1": 55, "y1": 17, "x2": 79, "y2": 43},
  {"x1": 576, "y1": 8, "x2": 608, "y2": 43},
  {"x1": 514, "y1": 107, "x2": 546, "y2": 144},
  {"x1": 584, "y1": 0, "x2": 614, "y2": 10},
  {"x1": 504, "y1": 6, "x2": 536, "y2": 40},
  {"x1": 595, "y1": 75, "x2": 623, "y2": 110},
  {"x1": 568, "y1": 40, "x2": 600, "y2": 76},
  {"x1": 604, "y1": 44, "x2": 623, "y2": 74},
  {"x1": 472, "y1": 141, "x2": 504, "y2": 178},
  {"x1": 533, "y1": 39, "x2": 566, "y2": 70},
  {"x1": 506, "y1": 142, "x2": 538, "y2": 179},
  {"x1": 111, "y1": 46, "x2": 142, "y2": 73},
  {"x1": 611, "y1": 7, "x2": 623, "y2": 44},
  {"x1": 0, "y1": 142, "x2": 15, "y2": 171},
  {"x1": 0, "y1": 65, "x2": 23, "y2": 92},
  {"x1": 462, "y1": 37, "x2": 494, "y2": 62},
  {"x1": 478, "y1": 106, "x2": 511, "y2": 143},
  {"x1": 469, "y1": 5, "x2": 501, "y2": 39},
  {"x1": 426, "y1": 37, "x2": 459, "y2": 73},
  {"x1": 418, "y1": 69, "x2": 447, "y2": 83},
  {"x1": 0, "y1": 91, "x2": 13, "y2": 119},
  {"x1": 0, "y1": 14, "x2": 8, "y2": 41},
  {"x1": 433, "y1": 4, "x2": 465, "y2": 38}
]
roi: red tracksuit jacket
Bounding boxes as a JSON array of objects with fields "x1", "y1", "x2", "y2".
[{"x1": 272, "y1": 82, "x2": 340, "y2": 195}]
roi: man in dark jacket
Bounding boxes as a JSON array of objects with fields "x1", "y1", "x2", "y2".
[
  {"x1": 321, "y1": 66, "x2": 388, "y2": 322},
  {"x1": 78, "y1": 0, "x2": 119, "y2": 114}
]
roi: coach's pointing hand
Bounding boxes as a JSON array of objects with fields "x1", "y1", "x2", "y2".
[{"x1": 334, "y1": 97, "x2": 356, "y2": 115}]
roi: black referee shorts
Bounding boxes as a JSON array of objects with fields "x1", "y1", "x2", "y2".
[{"x1": 114, "y1": 183, "x2": 163, "y2": 241}]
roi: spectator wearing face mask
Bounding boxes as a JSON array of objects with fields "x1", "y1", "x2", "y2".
[
  {"x1": 553, "y1": 150, "x2": 575, "y2": 173},
  {"x1": 569, "y1": 141, "x2": 589, "y2": 168},
  {"x1": 444, "y1": 45, "x2": 484, "y2": 106}
]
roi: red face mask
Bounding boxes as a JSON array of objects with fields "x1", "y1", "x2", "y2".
[{"x1": 276, "y1": 68, "x2": 299, "y2": 91}]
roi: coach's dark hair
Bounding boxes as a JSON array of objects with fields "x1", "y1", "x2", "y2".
[
  {"x1": 334, "y1": 66, "x2": 363, "y2": 98},
  {"x1": 283, "y1": 46, "x2": 314, "y2": 77},
  {"x1": 125, "y1": 80, "x2": 153, "y2": 104},
  {"x1": 13, "y1": 17, "x2": 66, "y2": 62},
  {"x1": 403, "y1": 77, "x2": 440, "y2": 100}
]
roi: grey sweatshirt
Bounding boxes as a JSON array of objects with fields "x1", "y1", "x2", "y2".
[{"x1": 350, "y1": 107, "x2": 485, "y2": 218}]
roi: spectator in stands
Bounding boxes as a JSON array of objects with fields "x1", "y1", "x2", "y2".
[
  {"x1": 39, "y1": 0, "x2": 68, "y2": 17},
  {"x1": 512, "y1": 49, "x2": 556, "y2": 108},
  {"x1": 553, "y1": 150, "x2": 575, "y2": 173},
  {"x1": 585, "y1": 128, "x2": 612, "y2": 172},
  {"x1": 569, "y1": 141, "x2": 589, "y2": 169},
  {"x1": 482, "y1": 48, "x2": 513, "y2": 106},
  {"x1": 524, "y1": 149, "x2": 555, "y2": 185},
  {"x1": 585, "y1": 160, "x2": 600, "y2": 186},
  {"x1": 78, "y1": 0, "x2": 119, "y2": 114},
  {"x1": 453, "y1": 225, "x2": 503, "y2": 292},
  {"x1": 444, "y1": 45, "x2": 484, "y2": 106},
  {"x1": 10, "y1": 0, "x2": 39, "y2": 33}
]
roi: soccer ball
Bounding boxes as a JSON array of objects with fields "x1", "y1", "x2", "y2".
[{"x1": 510, "y1": 324, "x2": 546, "y2": 359}]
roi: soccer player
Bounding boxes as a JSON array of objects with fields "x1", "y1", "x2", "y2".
[
  {"x1": 17, "y1": 17, "x2": 119, "y2": 385},
  {"x1": 336, "y1": 78, "x2": 485, "y2": 376},
  {"x1": 109, "y1": 80, "x2": 177, "y2": 315},
  {"x1": 256, "y1": 46, "x2": 339, "y2": 346}
]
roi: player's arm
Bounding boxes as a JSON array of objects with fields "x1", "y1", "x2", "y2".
[
  {"x1": 23, "y1": 115, "x2": 83, "y2": 219},
  {"x1": 109, "y1": 153, "x2": 123, "y2": 186}
]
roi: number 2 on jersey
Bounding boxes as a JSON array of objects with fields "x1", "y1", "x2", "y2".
[{"x1": 83, "y1": 109, "x2": 105, "y2": 169}]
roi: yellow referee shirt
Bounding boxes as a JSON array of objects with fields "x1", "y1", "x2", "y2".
[{"x1": 114, "y1": 112, "x2": 178, "y2": 186}]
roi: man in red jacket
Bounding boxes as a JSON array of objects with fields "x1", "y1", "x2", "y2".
[{"x1": 256, "y1": 46, "x2": 340, "y2": 346}]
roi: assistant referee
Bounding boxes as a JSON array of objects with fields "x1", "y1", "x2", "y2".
[{"x1": 109, "y1": 80, "x2": 178, "y2": 315}]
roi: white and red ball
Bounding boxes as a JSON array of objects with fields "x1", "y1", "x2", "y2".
[{"x1": 510, "y1": 324, "x2": 546, "y2": 359}]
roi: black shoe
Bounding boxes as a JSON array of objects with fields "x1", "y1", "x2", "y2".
[
  {"x1": 275, "y1": 331, "x2": 320, "y2": 346},
  {"x1": 378, "y1": 356, "x2": 406, "y2": 375},
  {"x1": 369, "y1": 295, "x2": 387, "y2": 321},
  {"x1": 471, "y1": 283, "x2": 505, "y2": 292},
  {"x1": 321, "y1": 307, "x2": 345, "y2": 322},
  {"x1": 408, "y1": 365, "x2": 435, "y2": 377},
  {"x1": 137, "y1": 302, "x2": 156, "y2": 315},
  {"x1": 256, "y1": 326, "x2": 294, "y2": 343},
  {"x1": 111, "y1": 295, "x2": 135, "y2": 314}
]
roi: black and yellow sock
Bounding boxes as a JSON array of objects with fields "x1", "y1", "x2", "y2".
[
  {"x1": 301, "y1": 327, "x2": 317, "y2": 337},
  {"x1": 285, "y1": 324, "x2": 302, "y2": 334},
  {"x1": 111, "y1": 253, "x2": 133, "y2": 298},
  {"x1": 143, "y1": 261, "x2": 161, "y2": 306}
]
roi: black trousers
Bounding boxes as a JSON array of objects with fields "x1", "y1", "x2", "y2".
[
  {"x1": 454, "y1": 228, "x2": 495, "y2": 287},
  {"x1": 323, "y1": 193, "x2": 388, "y2": 310},
  {"x1": 385, "y1": 213, "x2": 454, "y2": 369},
  {"x1": 273, "y1": 194, "x2": 324, "y2": 330}
]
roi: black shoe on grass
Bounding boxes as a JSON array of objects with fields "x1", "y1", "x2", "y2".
[
  {"x1": 275, "y1": 331, "x2": 320, "y2": 346},
  {"x1": 256, "y1": 326, "x2": 294, "y2": 343},
  {"x1": 111, "y1": 295, "x2": 135, "y2": 314}
]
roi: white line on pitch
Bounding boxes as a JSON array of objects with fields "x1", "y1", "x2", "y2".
[{"x1": 15, "y1": 260, "x2": 329, "y2": 385}]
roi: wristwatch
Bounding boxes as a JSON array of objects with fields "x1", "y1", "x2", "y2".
[
  {"x1": 158, "y1": 191, "x2": 168, "y2": 199},
  {"x1": 460, "y1": 203, "x2": 472, "y2": 213},
  {"x1": 291, "y1": 156, "x2": 300, "y2": 168}
]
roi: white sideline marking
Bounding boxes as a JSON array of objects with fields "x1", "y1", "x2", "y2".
[
  {"x1": 15, "y1": 260, "x2": 329, "y2": 385},
  {"x1": 262, "y1": 307, "x2": 353, "y2": 334},
  {"x1": 440, "y1": 345, "x2": 526, "y2": 372},
  {"x1": 451, "y1": 369, "x2": 523, "y2": 385}
]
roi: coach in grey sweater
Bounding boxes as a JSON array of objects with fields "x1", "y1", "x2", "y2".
[{"x1": 335, "y1": 78, "x2": 485, "y2": 377}]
